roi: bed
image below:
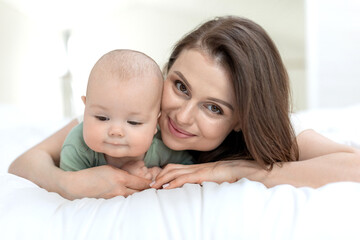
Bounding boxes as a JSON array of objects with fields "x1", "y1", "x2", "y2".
[{"x1": 1, "y1": 103, "x2": 360, "y2": 240}]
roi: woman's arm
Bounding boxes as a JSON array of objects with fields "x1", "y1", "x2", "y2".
[
  {"x1": 8, "y1": 119, "x2": 151, "y2": 199},
  {"x1": 151, "y1": 130, "x2": 360, "y2": 189},
  {"x1": 263, "y1": 129, "x2": 360, "y2": 187},
  {"x1": 8, "y1": 119, "x2": 78, "y2": 187}
]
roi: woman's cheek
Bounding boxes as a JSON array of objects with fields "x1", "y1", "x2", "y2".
[
  {"x1": 199, "y1": 117, "x2": 232, "y2": 143},
  {"x1": 162, "y1": 81, "x2": 180, "y2": 110},
  {"x1": 161, "y1": 91, "x2": 174, "y2": 111}
]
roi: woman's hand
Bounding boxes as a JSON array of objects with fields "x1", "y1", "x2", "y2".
[
  {"x1": 150, "y1": 160, "x2": 266, "y2": 189},
  {"x1": 60, "y1": 165, "x2": 152, "y2": 200}
]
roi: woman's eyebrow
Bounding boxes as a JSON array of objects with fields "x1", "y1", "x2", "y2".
[
  {"x1": 174, "y1": 70, "x2": 234, "y2": 111},
  {"x1": 174, "y1": 71, "x2": 192, "y2": 91},
  {"x1": 208, "y1": 97, "x2": 234, "y2": 111}
]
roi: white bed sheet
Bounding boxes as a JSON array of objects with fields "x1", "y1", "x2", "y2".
[
  {"x1": 1, "y1": 173, "x2": 360, "y2": 240},
  {"x1": 1, "y1": 103, "x2": 360, "y2": 240}
]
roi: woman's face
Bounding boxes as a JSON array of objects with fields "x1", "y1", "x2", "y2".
[{"x1": 159, "y1": 49, "x2": 241, "y2": 151}]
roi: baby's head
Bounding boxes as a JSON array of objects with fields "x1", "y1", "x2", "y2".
[{"x1": 82, "y1": 49, "x2": 163, "y2": 159}]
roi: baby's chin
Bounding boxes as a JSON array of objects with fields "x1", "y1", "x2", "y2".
[{"x1": 104, "y1": 150, "x2": 147, "y2": 159}]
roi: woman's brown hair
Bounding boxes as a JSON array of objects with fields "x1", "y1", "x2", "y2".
[{"x1": 164, "y1": 16, "x2": 299, "y2": 169}]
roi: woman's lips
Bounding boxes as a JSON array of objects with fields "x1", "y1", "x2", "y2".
[{"x1": 167, "y1": 117, "x2": 195, "y2": 138}]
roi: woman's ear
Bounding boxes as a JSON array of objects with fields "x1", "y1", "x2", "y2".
[
  {"x1": 233, "y1": 121, "x2": 242, "y2": 132},
  {"x1": 81, "y1": 96, "x2": 86, "y2": 105}
]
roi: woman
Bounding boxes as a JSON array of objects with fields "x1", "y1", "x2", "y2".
[{"x1": 9, "y1": 16, "x2": 360, "y2": 199}]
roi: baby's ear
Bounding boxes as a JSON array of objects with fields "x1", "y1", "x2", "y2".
[
  {"x1": 81, "y1": 96, "x2": 86, "y2": 105},
  {"x1": 154, "y1": 112, "x2": 161, "y2": 135}
]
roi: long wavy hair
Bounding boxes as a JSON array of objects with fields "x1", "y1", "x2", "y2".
[{"x1": 164, "y1": 16, "x2": 299, "y2": 169}]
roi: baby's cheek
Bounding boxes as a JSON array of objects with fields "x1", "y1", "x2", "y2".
[
  {"x1": 132, "y1": 131, "x2": 154, "y2": 155},
  {"x1": 83, "y1": 131, "x2": 101, "y2": 152}
]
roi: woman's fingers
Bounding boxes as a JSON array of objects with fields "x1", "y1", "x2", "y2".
[
  {"x1": 94, "y1": 170, "x2": 151, "y2": 199},
  {"x1": 150, "y1": 161, "x2": 251, "y2": 190},
  {"x1": 155, "y1": 163, "x2": 188, "y2": 179},
  {"x1": 119, "y1": 188, "x2": 139, "y2": 198},
  {"x1": 162, "y1": 173, "x2": 203, "y2": 189},
  {"x1": 151, "y1": 169, "x2": 188, "y2": 189},
  {"x1": 63, "y1": 165, "x2": 152, "y2": 199},
  {"x1": 151, "y1": 164, "x2": 206, "y2": 189}
]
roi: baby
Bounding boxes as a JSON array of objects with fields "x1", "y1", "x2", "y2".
[{"x1": 60, "y1": 49, "x2": 193, "y2": 180}]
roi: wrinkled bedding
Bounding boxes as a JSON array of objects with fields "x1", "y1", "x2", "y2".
[{"x1": 1, "y1": 173, "x2": 360, "y2": 240}]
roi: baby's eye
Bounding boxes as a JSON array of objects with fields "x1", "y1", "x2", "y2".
[
  {"x1": 95, "y1": 116, "x2": 110, "y2": 121},
  {"x1": 175, "y1": 80, "x2": 189, "y2": 95},
  {"x1": 127, "y1": 121, "x2": 142, "y2": 126},
  {"x1": 205, "y1": 104, "x2": 223, "y2": 115}
]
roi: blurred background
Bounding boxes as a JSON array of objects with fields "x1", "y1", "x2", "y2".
[{"x1": 0, "y1": 0, "x2": 359, "y2": 122}]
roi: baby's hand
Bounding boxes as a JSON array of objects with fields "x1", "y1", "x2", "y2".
[
  {"x1": 121, "y1": 161, "x2": 161, "y2": 181},
  {"x1": 147, "y1": 167, "x2": 162, "y2": 181},
  {"x1": 121, "y1": 160, "x2": 151, "y2": 179}
]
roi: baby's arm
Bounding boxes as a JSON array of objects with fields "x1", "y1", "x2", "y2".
[{"x1": 121, "y1": 160, "x2": 161, "y2": 181}]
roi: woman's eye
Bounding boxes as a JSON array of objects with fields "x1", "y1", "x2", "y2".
[
  {"x1": 95, "y1": 116, "x2": 110, "y2": 121},
  {"x1": 127, "y1": 121, "x2": 142, "y2": 126},
  {"x1": 206, "y1": 104, "x2": 223, "y2": 115},
  {"x1": 175, "y1": 80, "x2": 188, "y2": 95}
]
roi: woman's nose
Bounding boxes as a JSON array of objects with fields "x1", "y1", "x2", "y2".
[
  {"x1": 175, "y1": 101, "x2": 195, "y2": 126},
  {"x1": 108, "y1": 125, "x2": 124, "y2": 137}
]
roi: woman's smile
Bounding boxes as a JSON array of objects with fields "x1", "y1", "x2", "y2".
[{"x1": 168, "y1": 117, "x2": 196, "y2": 138}]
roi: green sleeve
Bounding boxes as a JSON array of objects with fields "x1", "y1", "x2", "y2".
[
  {"x1": 166, "y1": 149, "x2": 194, "y2": 165},
  {"x1": 60, "y1": 144, "x2": 91, "y2": 171},
  {"x1": 144, "y1": 135, "x2": 194, "y2": 167},
  {"x1": 59, "y1": 123, "x2": 94, "y2": 171}
]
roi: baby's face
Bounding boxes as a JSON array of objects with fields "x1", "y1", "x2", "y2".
[{"x1": 82, "y1": 73, "x2": 161, "y2": 159}]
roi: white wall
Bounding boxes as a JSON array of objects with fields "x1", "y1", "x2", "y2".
[
  {"x1": 0, "y1": 1, "x2": 67, "y2": 120},
  {"x1": 0, "y1": 2, "x2": 29, "y2": 104},
  {"x1": 0, "y1": 0, "x2": 305, "y2": 121},
  {"x1": 306, "y1": 0, "x2": 360, "y2": 109}
]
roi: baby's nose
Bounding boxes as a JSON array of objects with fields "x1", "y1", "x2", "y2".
[{"x1": 108, "y1": 125, "x2": 124, "y2": 137}]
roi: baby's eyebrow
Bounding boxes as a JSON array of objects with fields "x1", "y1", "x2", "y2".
[{"x1": 89, "y1": 104, "x2": 109, "y2": 111}]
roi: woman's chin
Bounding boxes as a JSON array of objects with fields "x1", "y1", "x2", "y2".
[{"x1": 161, "y1": 135, "x2": 188, "y2": 151}]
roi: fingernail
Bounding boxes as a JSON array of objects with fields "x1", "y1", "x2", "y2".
[
  {"x1": 162, "y1": 183, "x2": 170, "y2": 189},
  {"x1": 150, "y1": 181, "x2": 155, "y2": 187}
]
